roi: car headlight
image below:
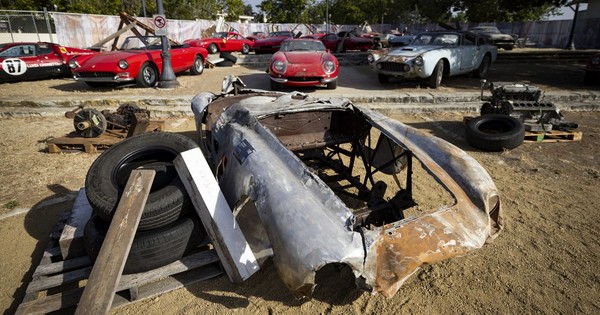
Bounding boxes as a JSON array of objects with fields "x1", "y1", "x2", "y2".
[
  {"x1": 591, "y1": 56, "x2": 600, "y2": 65},
  {"x1": 414, "y1": 56, "x2": 424, "y2": 66},
  {"x1": 118, "y1": 59, "x2": 129, "y2": 70},
  {"x1": 322, "y1": 60, "x2": 336, "y2": 74},
  {"x1": 367, "y1": 54, "x2": 375, "y2": 63},
  {"x1": 68, "y1": 59, "x2": 79, "y2": 69},
  {"x1": 273, "y1": 60, "x2": 286, "y2": 74}
]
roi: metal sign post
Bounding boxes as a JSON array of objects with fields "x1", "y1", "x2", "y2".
[{"x1": 154, "y1": 1, "x2": 179, "y2": 88}]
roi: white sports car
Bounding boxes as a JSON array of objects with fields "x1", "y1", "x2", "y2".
[{"x1": 368, "y1": 30, "x2": 497, "y2": 88}]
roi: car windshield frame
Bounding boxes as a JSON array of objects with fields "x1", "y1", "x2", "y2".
[
  {"x1": 279, "y1": 39, "x2": 326, "y2": 52},
  {"x1": 412, "y1": 33, "x2": 459, "y2": 46},
  {"x1": 471, "y1": 27, "x2": 501, "y2": 34},
  {"x1": 120, "y1": 36, "x2": 163, "y2": 50}
]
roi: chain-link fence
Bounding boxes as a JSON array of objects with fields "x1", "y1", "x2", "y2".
[{"x1": 0, "y1": 9, "x2": 56, "y2": 43}]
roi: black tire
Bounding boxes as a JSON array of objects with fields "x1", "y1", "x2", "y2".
[
  {"x1": 216, "y1": 60, "x2": 235, "y2": 67},
  {"x1": 136, "y1": 62, "x2": 158, "y2": 88},
  {"x1": 474, "y1": 55, "x2": 491, "y2": 78},
  {"x1": 326, "y1": 80, "x2": 337, "y2": 89},
  {"x1": 190, "y1": 55, "x2": 204, "y2": 75},
  {"x1": 428, "y1": 60, "x2": 444, "y2": 88},
  {"x1": 83, "y1": 215, "x2": 206, "y2": 274},
  {"x1": 241, "y1": 44, "x2": 250, "y2": 55},
  {"x1": 207, "y1": 43, "x2": 218, "y2": 54},
  {"x1": 378, "y1": 73, "x2": 389, "y2": 84},
  {"x1": 465, "y1": 114, "x2": 525, "y2": 151},
  {"x1": 85, "y1": 132, "x2": 198, "y2": 230},
  {"x1": 220, "y1": 52, "x2": 238, "y2": 63},
  {"x1": 270, "y1": 79, "x2": 280, "y2": 91}
]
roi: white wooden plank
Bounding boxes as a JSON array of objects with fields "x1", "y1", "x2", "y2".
[
  {"x1": 174, "y1": 147, "x2": 259, "y2": 283},
  {"x1": 59, "y1": 188, "x2": 92, "y2": 260}
]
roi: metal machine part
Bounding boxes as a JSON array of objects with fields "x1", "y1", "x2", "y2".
[
  {"x1": 72, "y1": 108, "x2": 107, "y2": 138},
  {"x1": 65, "y1": 104, "x2": 150, "y2": 138}
]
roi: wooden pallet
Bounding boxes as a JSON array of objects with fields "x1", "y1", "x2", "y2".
[
  {"x1": 524, "y1": 130, "x2": 583, "y2": 143},
  {"x1": 16, "y1": 190, "x2": 224, "y2": 314},
  {"x1": 46, "y1": 120, "x2": 164, "y2": 154}
]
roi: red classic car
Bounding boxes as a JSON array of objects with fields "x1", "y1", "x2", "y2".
[
  {"x1": 69, "y1": 36, "x2": 208, "y2": 88},
  {"x1": 184, "y1": 32, "x2": 253, "y2": 55},
  {"x1": 320, "y1": 32, "x2": 373, "y2": 52},
  {"x1": 584, "y1": 53, "x2": 600, "y2": 85},
  {"x1": 246, "y1": 32, "x2": 267, "y2": 42},
  {"x1": 252, "y1": 31, "x2": 295, "y2": 54},
  {"x1": 268, "y1": 38, "x2": 339, "y2": 90},
  {"x1": 0, "y1": 42, "x2": 96, "y2": 83}
]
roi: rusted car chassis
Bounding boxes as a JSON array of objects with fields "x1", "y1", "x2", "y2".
[{"x1": 191, "y1": 78, "x2": 503, "y2": 297}]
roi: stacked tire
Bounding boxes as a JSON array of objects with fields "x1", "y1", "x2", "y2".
[{"x1": 83, "y1": 132, "x2": 206, "y2": 274}]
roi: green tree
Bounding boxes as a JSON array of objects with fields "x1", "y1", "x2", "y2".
[{"x1": 259, "y1": 0, "x2": 311, "y2": 23}]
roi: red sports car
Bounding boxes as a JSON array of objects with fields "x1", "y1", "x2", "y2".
[
  {"x1": 268, "y1": 38, "x2": 339, "y2": 90},
  {"x1": 252, "y1": 31, "x2": 295, "y2": 54},
  {"x1": 246, "y1": 32, "x2": 267, "y2": 42},
  {"x1": 69, "y1": 36, "x2": 208, "y2": 88},
  {"x1": 184, "y1": 32, "x2": 253, "y2": 55},
  {"x1": 0, "y1": 42, "x2": 96, "y2": 83},
  {"x1": 320, "y1": 32, "x2": 373, "y2": 52}
]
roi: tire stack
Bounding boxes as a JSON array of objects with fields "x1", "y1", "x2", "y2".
[{"x1": 83, "y1": 132, "x2": 206, "y2": 274}]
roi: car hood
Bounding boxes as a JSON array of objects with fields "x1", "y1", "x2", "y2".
[
  {"x1": 278, "y1": 51, "x2": 326, "y2": 64},
  {"x1": 384, "y1": 45, "x2": 442, "y2": 58}
]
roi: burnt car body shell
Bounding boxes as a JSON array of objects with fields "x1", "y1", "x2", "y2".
[
  {"x1": 268, "y1": 39, "x2": 339, "y2": 88},
  {"x1": 320, "y1": 32, "x2": 373, "y2": 52},
  {"x1": 190, "y1": 78, "x2": 503, "y2": 298},
  {"x1": 584, "y1": 53, "x2": 600, "y2": 84},
  {"x1": 0, "y1": 42, "x2": 95, "y2": 83},
  {"x1": 70, "y1": 36, "x2": 208, "y2": 86},
  {"x1": 184, "y1": 32, "x2": 254, "y2": 54},
  {"x1": 252, "y1": 31, "x2": 295, "y2": 54},
  {"x1": 470, "y1": 26, "x2": 516, "y2": 50}
]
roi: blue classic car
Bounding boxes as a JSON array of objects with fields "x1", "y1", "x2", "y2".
[{"x1": 368, "y1": 30, "x2": 497, "y2": 88}]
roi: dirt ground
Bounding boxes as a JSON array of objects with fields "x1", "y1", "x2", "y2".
[
  {"x1": 1, "y1": 109, "x2": 599, "y2": 314},
  {"x1": 1, "y1": 57, "x2": 599, "y2": 314}
]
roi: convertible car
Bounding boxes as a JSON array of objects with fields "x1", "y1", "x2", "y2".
[
  {"x1": 368, "y1": 30, "x2": 497, "y2": 88},
  {"x1": 252, "y1": 31, "x2": 295, "y2": 54},
  {"x1": 187, "y1": 75, "x2": 503, "y2": 297},
  {"x1": 184, "y1": 32, "x2": 253, "y2": 54},
  {"x1": 268, "y1": 38, "x2": 339, "y2": 90},
  {"x1": 320, "y1": 32, "x2": 373, "y2": 52},
  {"x1": 0, "y1": 42, "x2": 95, "y2": 83},
  {"x1": 69, "y1": 36, "x2": 208, "y2": 88},
  {"x1": 470, "y1": 26, "x2": 516, "y2": 50}
]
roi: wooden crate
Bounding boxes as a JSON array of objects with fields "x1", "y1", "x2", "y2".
[
  {"x1": 16, "y1": 191, "x2": 223, "y2": 315},
  {"x1": 524, "y1": 130, "x2": 583, "y2": 143}
]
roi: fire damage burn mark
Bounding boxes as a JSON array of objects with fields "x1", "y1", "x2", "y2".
[{"x1": 191, "y1": 76, "x2": 503, "y2": 298}]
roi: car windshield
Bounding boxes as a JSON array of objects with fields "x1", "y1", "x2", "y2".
[
  {"x1": 412, "y1": 33, "x2": 459, "y2": 46},
  {"x1": 121, "y1": 36, "x2": 163, "y2": 50},
  {"x1": 268, "y1": 31, "x2": 293, "y2": 38},
  {"x1": 280, "y1": 40, "x2": 326, "y2": 52},
  {"x1": 212, "y1": 32, "x2": 229, "y2": 39}
]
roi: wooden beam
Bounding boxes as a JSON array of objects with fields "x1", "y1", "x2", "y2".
[
  {"x1": 59, "y1": 188, "x2": 92, "y2": 260},
  {"x1": 91, "y1": 21, "x2": 136, "y2": 50},
  {"x1": 75, "y1": 169, "x2": 155, "y2": 315},
  {"x1": 174, "y1": 148, "x2": 259, "y2": 283}
]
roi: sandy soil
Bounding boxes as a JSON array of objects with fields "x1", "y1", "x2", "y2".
[{"x1": 1, "y1": 109, "x2": 599, "y2": 314}]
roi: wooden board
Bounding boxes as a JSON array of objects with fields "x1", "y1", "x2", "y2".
[
  {"x1": 174, "y1": 147, "x2": 260, "y2": 283},
  {"x1": 524, "y1": 130, "x2": 583, "y2": 142},
  {"x1": 59, "y1": 188, "x2": 93, "y2": 260},
  {"x1": 16, "y1": 187, "x2": 224, "y2": 315}
]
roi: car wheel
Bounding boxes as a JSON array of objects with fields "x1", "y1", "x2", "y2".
[
  {"x1": 584, "y1": 71, "x2": 593, "y2": 85},
  {"x1": 326, "y1": 81, "x2": 337, "y2": 89},
  {"x1": 465, "y1": 114, "x2": 525, "y2": 151},
  {"x1": 504, "y1": 45, "x2": 514, "y2": 51},
  {"x1": 474, "y1": 55, "x2": 491, "y2": 78},
  {"x1": 85, "y1": 132, "x2": 198, "y2": 230},
  {"x1": 220, "y1": 52, "x2": 238, "y2": 63},
  {"x1": 270, "y1": 80, "x2": 280, "y2": 91},
  {"x1": 378, "y1": 74, "x2": 389, "y2": 84},
  {"x1": 190, "y1": 55, "x2": 204, "y2": 75},
  {"x1": 136, "y1": 62, "x2": 158, "y2": 88},
  {"x1": 208, "y1": 43, "x2": 218, "y2": 54},
  {"x1": 241, "y1": 44, "x2": 250, "y2": 55},
  {"x1": 428, "y1": 60, "x2": 444, "y2": 89},
  {"x1": 83, "y1": 215, "x2": 206, "y2": 274}
]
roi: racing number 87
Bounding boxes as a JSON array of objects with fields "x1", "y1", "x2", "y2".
[{"x1": 5, "y1": 59, "x2": 22, "y2": 73}]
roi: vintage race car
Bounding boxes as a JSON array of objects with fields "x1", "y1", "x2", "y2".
[
  {"x1": 320, "y1": 32, "x2": 373, "y2": 52},
  {"x1": 246, "y1": 32, "x2": 267, "y2": 42},
  {"x1": 470, "y1": 26, "x2": 516, "y2": 50},
  {"x1": 584, "y1": 53, "x2": 600, "y2": 85},
  {"x1": 268, "y1": 38, "x2": 339, "y2": 90},
  {"x1": 184, "y1": 32, "x2": 253, "y2": 55},
  {"x1": 189, "y1": 75, "x2": 503, "y2": 297},
  {"x1": 69, "y1": 36, "x2": 208, "y2": 88},
  {"x1": 252, "y1": 31, "x2": 295, "y2": 54},
  {"x1": 0, "y1": 42, "x2": 96, "y2": 83},
  {"x1": 368, "y1": 30, "x2": 497, "y2": 88}
]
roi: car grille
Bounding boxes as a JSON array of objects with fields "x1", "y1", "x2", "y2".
[
  {"x1": 379, "y1": 62, "x2": 409, "y2": 72},
  {"x1": 77, "y1": 72, "x2": 115, "y2": 78},
  {"x1": 288, "y1": 76, "x2": 322, "y2": 82}
]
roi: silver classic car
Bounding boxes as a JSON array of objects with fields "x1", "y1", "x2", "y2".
[{"x1": 368, "y1": 31, "x2": 497, "y2": 88}]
